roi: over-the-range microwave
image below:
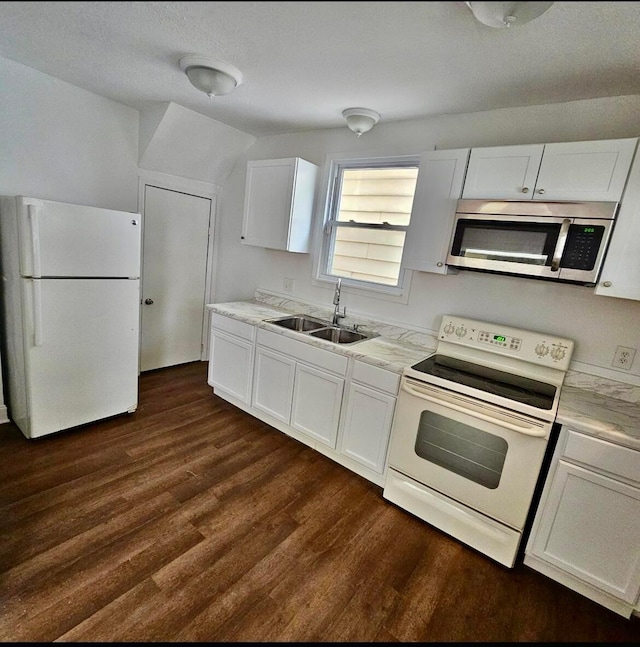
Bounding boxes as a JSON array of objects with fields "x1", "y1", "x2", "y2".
[{"x1": 446, "y1": 199, "x2": 619, "y2": 285}]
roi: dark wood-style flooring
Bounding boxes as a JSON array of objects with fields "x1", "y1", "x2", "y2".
[{"x1": 0, "y1": 361, "x2": 638, "y2": 642}]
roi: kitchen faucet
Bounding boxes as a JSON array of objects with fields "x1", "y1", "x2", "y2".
[{"x1": 332, "y1": 278, "x2": 346, "y2": 325}]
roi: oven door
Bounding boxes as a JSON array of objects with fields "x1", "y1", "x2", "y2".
[{"x1": 387, "y1": 377, "x2": 552, "y2": 530}]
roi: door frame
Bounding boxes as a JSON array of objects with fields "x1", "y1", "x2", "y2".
[{"x1": 137, "y1": 169, "x2": 220, "y2": 367}]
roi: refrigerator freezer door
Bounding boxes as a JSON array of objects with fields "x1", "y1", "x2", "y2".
[
  {"x1": 17, "y1": 197, "x2": 141, "y2": 278},
  {"x1": 21, "y1": 278, "x2": 140, "y2": 438}
]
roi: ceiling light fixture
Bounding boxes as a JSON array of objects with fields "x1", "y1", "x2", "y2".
[
  {"x1": 342, "y1": 108, "x2": 381, "y2": 137},
  {"x1": 179, "y1": 54, "x2": 243, "y2": 99},
  {"x1": 465, "y1": 2, "x2": 554, "y2": 28}
]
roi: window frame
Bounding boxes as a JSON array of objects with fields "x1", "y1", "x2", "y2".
[{"x1": 314, "y1": 152, "x2": 420, "y2": 300}]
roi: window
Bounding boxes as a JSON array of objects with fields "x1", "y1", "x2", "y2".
[{"x1": 319, "y1": 156, "x2": 420, "y2": 292}]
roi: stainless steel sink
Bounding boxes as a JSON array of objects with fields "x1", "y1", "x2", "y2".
[
  {"x1": 308, "y1": 327, "x2": 370, "y2": 344},
  {"x1": 266, "y1": 314, "x2": 376, "y2": 345},
  {"x1": 267, "y1": 314, "x2": 328, "y2": 332}
]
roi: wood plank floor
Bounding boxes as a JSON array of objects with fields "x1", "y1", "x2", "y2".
[{"x1": 0, "y1": 361, "x2": 638, "y2": 642}]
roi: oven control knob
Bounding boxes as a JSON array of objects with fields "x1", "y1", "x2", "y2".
[
  {"x1": 550, "y1": 345, "x2": 567, "y2": 361},
  {"x1": 443, "y1": 322, "x2": 455, "y2": 335},
  {"x1": 535, "y1": 343, "x2": 549, "y2": 357},
  {"x1": 455, "y1": 325, "x2": 467, "y2": 338}
]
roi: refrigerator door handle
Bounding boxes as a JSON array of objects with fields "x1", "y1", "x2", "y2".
[
  {"x1": 28, "y1": 204, "x2": 42, "y2": 278},
  {"x1": 32, "y1": 280, "x2": 43, "y2": 346}
]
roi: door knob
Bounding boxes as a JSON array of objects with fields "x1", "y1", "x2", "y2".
[{"x1": 144, "y1": 298, "x2": 154, "y2": 305}]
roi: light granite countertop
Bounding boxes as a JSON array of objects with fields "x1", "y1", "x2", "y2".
[
  {"x1": 207, "y1": 299, "x2": 434, "y2": 374},
  {"x1": 207, "y1": 295, "x2": 640, "y2": 453},
  {"x1": 556, "y1": 386, "x2": 640, "y2": 451}
]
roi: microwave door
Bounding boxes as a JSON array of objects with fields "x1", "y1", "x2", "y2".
[{"x1": 447, "y1": 215, "x2": 569, "y2": 279}]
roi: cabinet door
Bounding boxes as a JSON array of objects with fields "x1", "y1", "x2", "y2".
[
  {"x1": 252, "y1": 346, "x2": 296, "y2": 423},
  {"x1": 208, "y1": 329, "x2": 254, "y2": 405},
  {"x1": 462, "y1": 144, "x2": 543, "y2": 200},
  {"x1": 529, "y1": 460, "x2": 640, "y2": 604},
  {"x1": 290, "y1": 364, "x2": 344, "y2": 448},
  {"x1": 595, "y1": 144, "x2": 640, "y2": 300},
  {"x1": 242, "y1": 159, "x2": 296, "y2": 251},
  {"x1": 534, "y1": 138, "x2": 638, "y2": 201},
  {"x1": 401, "y1": 148, "x2": 469, "y2": 274},
  {"x1": 340, "y1": 382, "x2": 396, "y2": 474},
  {"x1": 241, "y1": 158, "x2": 318, "y2": 252}
]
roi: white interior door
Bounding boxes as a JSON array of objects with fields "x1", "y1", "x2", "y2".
[{"x1": 140, "y1": 185, "x2": 212, "y2": 371}]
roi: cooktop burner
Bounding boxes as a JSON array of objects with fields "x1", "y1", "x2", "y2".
[{"x1": 410, "y1": 354, "x2": 556, "y2": 410}]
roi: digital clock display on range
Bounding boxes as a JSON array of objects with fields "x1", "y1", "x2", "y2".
[{"x1": 494, "y1": 335, "x2": 506, "y2": 342}]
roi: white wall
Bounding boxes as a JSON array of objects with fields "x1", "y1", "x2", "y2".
[
  {"x1": 215, "y1": 95, "x2": 640, "y2": 383},
  {"x1": 0, "y1": 56, "x2": 140, "y2": 422},
  {"x1": 139, "y1": 102, "x2": 256, "y2": 185},
  {"x1": 0, "y1": 56, "x2": 139, "y2": 210}
]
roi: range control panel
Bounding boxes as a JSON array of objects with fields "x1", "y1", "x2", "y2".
[{"x1": 439, "y1": 315, "x2": 574, "y2": 370}]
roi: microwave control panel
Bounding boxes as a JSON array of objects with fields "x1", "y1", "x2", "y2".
[
  {"x1": 438, "y1": 315, "x2": 574, "y2": 370},
  {"x1": 561, "y1": 225, "x2": 605, "y2": 270}
]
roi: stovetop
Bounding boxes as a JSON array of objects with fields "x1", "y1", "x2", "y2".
[
  {"x1": 410, "y1": 354, "x2": 557, "y2": 410},
  {"x1": 405, "y1": 315, "x2": 575, "y2": 420}
]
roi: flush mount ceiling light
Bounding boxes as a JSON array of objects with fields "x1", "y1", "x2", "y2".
[
  {"x1": 342, "y1": 108, "x2": 381, "y2": 137},
  {"x1": 465, "y1": 2, "x2": 554, "y2": 28},
  {"x1": 179, "y1": 54, "x2": 243, "y2": 99}
]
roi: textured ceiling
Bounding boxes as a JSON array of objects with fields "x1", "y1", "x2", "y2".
[{"x1": 1, "y1": 1, "x2": 639, "y2": 137}]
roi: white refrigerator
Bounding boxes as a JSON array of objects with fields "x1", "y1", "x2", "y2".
[{"x1": 0, "y1": 196, "x2": 142, "y2": 439}]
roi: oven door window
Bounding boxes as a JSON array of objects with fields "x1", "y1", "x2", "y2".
[
  {"x1": 415, "y1": 410, "x2": 508, "y2": 489},
  {"x1": 450, "y1": 220, "x2": 560, "y2": 266}
]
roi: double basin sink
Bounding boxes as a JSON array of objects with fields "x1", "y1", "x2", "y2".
[{"x1": 266, "y1": 314, "x2": 377, "y2": 345}]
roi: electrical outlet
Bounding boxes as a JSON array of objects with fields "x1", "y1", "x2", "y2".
[
  {"x1": 612, "y1": 346, "x2": 636, "y2": 370},
  {"x1": 283, "y1": 277, "x2": 294, "y2": 292}
]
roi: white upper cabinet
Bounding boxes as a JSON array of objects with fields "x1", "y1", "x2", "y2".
[
  {"x1": 462, "y1": 144, "x2": 543, "y2": 200},
  {"x1": 241, "y1": 157, "x2": 319, "y2": 252},
  {"x1": 595, "y1": 144, "x2": 640, "y2": 300},
  {"x1": 401, "y1": 148, "x2": 470, "y2": 274},
  {"x1": 462, "y1": 138, "x2": 638, "y2": 202}
]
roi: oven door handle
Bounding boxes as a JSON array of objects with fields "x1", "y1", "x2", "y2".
[{"x1": 401, "y1": 382, "x2": 548, "y2": 437}]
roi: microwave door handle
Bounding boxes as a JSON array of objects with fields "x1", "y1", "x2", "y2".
[
  {"x1": 550, "y1": 218, "x2": 572, "y2": 272},
  {"x1": 401, "y1": 382, "x2": 548, "y2": 437}
]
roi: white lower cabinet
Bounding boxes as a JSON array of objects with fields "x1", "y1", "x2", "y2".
[
  {"x1": 208, "y1": 315, "x2": 402, "y2": 487},
  {"x1": 291, "y1": 364, "x2": 344, "y2": 447},
  {"x1": 338, "y1": 360, "x2": 399, "y2": 475},
  {"x1": 207, "y1": 313, "x2": 255, "y2": 405},
  {"x1": 525, "y1": 427, "x2": 640, "y2": 618},
  {"x1": 252, "y1": 346, "x2": 295, "y2": 423},
  {"x1": 252, "y1": 328, "x2": 347, "y2": 449}
]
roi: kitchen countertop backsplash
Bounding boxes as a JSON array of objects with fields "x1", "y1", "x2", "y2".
[{"x1": 208, "y1": 289, "x2": 640, "y2": 452}]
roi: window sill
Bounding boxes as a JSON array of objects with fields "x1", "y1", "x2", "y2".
[{"x1": 312, "y1": 271, "x2": 412, "y2": 305}]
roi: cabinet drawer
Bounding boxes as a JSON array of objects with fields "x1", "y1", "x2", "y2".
[
  {"x1": 352, "y1": 360, "x2": 400, "y2": 395},
  {"x1": 564, "y1": 430, "x2": 640, "y2": 485},
  {"x1": 256, "y1": 328, "x2": 348, "y2": 375},
  {"x1": 210, "y1": 312, "x2": 255, "y2": 342}
]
